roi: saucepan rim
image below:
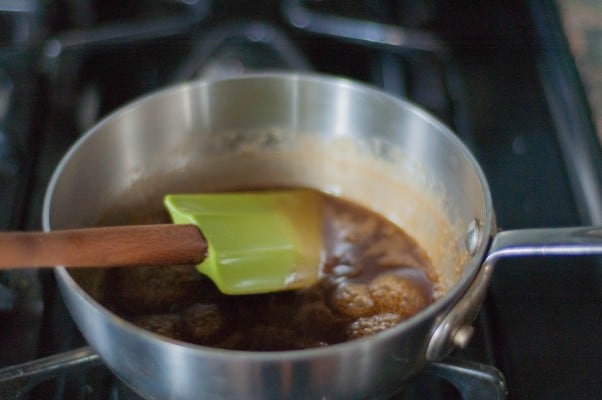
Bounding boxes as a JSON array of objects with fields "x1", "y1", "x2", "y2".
[{"x1": 43, "y1": 72, "x2": 495, "y2": 361}]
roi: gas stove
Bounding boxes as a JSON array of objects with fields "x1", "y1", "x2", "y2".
[{"x1": 0, "y1": 1, "x2": 600, "y2": 399}]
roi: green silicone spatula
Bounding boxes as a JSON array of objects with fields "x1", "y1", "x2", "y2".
[
  {"x1": 164, "y1": 189, "x2": 323, "y2": 294},
  {"x1": 0, "y1": 189, "x2": 323, "y2": 295}
]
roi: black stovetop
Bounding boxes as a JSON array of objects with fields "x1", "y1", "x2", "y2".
[{"x1": 0, "y1": 1, "x2": 601, "y2": 399}]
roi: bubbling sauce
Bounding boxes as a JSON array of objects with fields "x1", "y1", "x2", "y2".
[{"x1": 83, "y1": 189, "x2": 440, "y2": 351}]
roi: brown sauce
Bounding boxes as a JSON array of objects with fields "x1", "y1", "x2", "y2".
[{"x1": 83, "y1": 189, "x2": 439, "y2": 351}]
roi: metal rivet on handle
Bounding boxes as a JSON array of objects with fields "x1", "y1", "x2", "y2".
[
  {"x1": 465, "y1": 218, "x2": 482, "y2": 255},
  {"x1": 452, "y1": 325, "x2": 475, "y2": 349}
]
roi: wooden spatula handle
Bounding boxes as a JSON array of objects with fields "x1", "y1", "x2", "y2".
[{"x1": 0, "y1": 224, "x2": 207, "y2": 269}]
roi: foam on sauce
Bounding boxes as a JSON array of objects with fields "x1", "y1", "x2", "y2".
[{"x1": 77, "y1": 189, "x2": 440, "y2": 351}]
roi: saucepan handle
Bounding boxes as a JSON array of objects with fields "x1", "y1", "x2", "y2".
[
  {"x1": 427, "y1": 357, "x2": 507, "y2": 400},
  {"x1": 426, "y1": 226, "x2": 602, "y2": 361}
]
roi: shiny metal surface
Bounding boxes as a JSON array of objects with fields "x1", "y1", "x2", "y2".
[
  {"x1": 426, "y1": 256, "x2": 495, "y2": 361},
  {"x1": 427, "y1": 226, "x2": 602, "y2": 361},
  {"x1": 44, "y1": 74, "x2": 493, "y2": 400},
  {"x1": 487, "y1": 227, "x2": 602, "y2": 260},
  {"x1": 0, "y1": 347, "x2": 508, "y2": 400},
  {"x1": 427, "y1": 358, "x2": 507, "y2": 400}
]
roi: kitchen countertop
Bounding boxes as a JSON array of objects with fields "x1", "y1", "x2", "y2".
[{"x1": 557, "y1": 0, "x2": 602, "y2": 144}]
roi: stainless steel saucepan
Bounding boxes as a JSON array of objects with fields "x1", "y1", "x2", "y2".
[{"x1": 35, "y1": 74, "x2": 602, "y2": 399}]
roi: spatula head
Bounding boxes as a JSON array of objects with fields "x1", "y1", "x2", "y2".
[{"x1": 164, "y1": 189, "x2": 323, "y2": 295}]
